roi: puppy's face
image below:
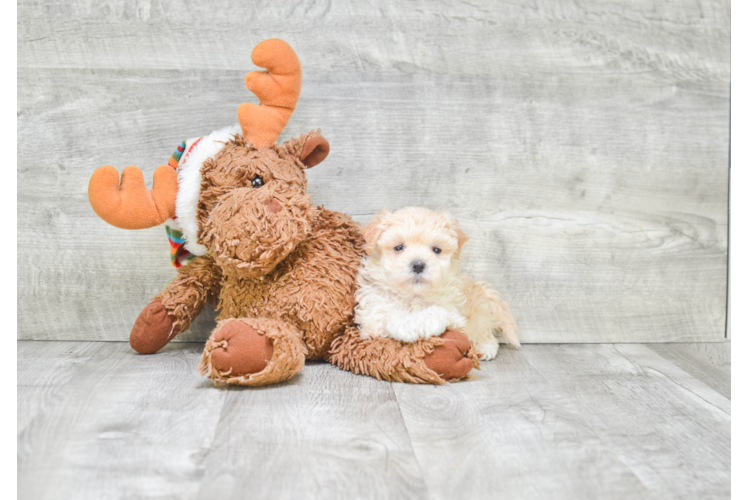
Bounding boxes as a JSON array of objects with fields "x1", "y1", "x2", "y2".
[{"x1": 364, "y1": 207, "x2": 468, "y2": 295}]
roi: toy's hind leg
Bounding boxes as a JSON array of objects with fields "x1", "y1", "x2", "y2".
[{"x1": 199, "y1": 318, "x2": 307, "y2": 386}]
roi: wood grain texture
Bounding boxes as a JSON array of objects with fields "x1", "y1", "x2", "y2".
[
  {"x1": 17, "y1": 341, "x2": 731, "y2": 499},
  {"x1": 393, "y1": 343, "x2": 730, "y2": 500},
  {"x1": 18, "y1": 342, "x2": 228, "y2": 500},
  {"x1": 197, "y1": 362, "x2": 427, "y2": 500},
  {"x1": 17, "y1": 341, "x2": 103, "y2": 433},
  {"x1": 17, "y1": 0, "x2": 730, "y2": 342}
]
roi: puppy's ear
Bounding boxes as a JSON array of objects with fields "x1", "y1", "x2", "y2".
[
  {"x1": 455, "y1": 227, "x2": 469, "y2": 252},
  {"x1": 449, "y1": 220, "x2": 469, "y2": 255},
  {"x1": 363, "y1": 209, "x2": 391, "y2": 255}
]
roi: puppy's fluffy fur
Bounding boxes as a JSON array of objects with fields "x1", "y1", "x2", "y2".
[{"x1": 354, "y1": 207, "x2": 519, "y2": 360}]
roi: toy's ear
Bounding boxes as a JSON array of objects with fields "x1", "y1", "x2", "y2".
[
  {"x1": 363, "y1": 209, "x2": 392, "y2": 255},
  {"x1": 282, "y1": 130, "x2": 330, "y2": 168}
]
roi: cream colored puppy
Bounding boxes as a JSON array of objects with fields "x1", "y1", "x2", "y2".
[{"x1": 354, "y1": 207, "x2": 519, "y2": 360}]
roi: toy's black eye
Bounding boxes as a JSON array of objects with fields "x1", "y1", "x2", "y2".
[
  {"x1": 394, "y1": 245, "x2": 404, "y2": 252},
  {"x1": 432, "y1": 247, "x2": 442, "y2": 254},
  {"x1": 251, "y1": 175, "x2": 264, "y2": 188}
]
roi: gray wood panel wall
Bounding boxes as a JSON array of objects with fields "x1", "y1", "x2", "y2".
[{"x1": 17, "y1": 0, "x2": 730, "y2": 342}]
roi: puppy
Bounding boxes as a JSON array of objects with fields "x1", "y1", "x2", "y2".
[{"x1": 354, "y1": 207, "x2": 519, "y2": 360}]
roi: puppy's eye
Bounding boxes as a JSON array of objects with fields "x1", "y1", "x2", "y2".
[
  {"x1": 394, "y1": 245, "x2": 404, "y2": 252},
  {"x1": 251, "y1": 175, "x2": 264, "y2": 188},
  {"x1": 432, "y1": 247, "x2": 442, "y2": 254}
]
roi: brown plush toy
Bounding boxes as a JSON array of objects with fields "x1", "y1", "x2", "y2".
[{"x1": 87, "y1": 39, "x2": 476, "y2": 386}]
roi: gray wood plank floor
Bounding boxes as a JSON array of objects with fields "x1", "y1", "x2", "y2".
[
  {"x1": 18, "y1": 341, "x2": 730, "y2": 500},
  {"x1": 18, "y1": 0, "x2": 730, "y2": 343}
]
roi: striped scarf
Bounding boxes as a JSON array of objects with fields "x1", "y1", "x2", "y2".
[{"x1": 166, "y1": 139, "x2": 202, "y2": 267}]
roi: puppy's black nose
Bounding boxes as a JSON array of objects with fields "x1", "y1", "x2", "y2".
[{"x1": 411, "y1": 261, "x2": 426, "y2": 274}]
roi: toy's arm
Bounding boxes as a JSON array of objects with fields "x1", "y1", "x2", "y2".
[
  {"x1": 130, "y1": 256, "x2": 222, "y2": 353},
  {"x1": 328, "y1": 325, "x2": 480, "y2": 384},
  {"x1": 156, "y1": 256, "x2": 222, "y2": 330}
]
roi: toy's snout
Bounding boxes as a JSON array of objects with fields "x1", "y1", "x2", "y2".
[
  {"x1": 264, "y1": 197, "x2": 282, "y2": 214},
  {"x1": 202, "y1": 187, "x2": 313, "y2": 279}
]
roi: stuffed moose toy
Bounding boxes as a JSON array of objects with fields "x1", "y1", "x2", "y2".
[{"x1": 88, "y1": 39, "x2": 479, "y2": 386}]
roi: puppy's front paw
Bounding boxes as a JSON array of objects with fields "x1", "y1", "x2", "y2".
[
  {"x1": 445, "y1": 312, "x2": 467, "y2": 329},
  {"x1": 386, "y1": 315, "x2": 429, "y2": 342},
  {"x1": 475, "y1": 337, "x2": 499, "y2": 360},
  {"x1": 418, "y1": 306, "x2": 450, "y2": 338}
]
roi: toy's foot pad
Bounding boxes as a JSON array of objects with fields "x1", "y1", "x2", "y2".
[
  {"x1": 208, "y1": 321, "x2": 274, "y2": 376},
  {"x1": 199, "y1": 318, "x2": 307, "y2": 387},
  {"x1": 424, "y1": 329, "x2": 479, "y2": 381},
  {"x1": 130, "y1": 300, "x2": 176, "y2": 354}
]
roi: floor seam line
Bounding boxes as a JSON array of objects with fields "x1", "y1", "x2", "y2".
[
  {"x1": 612, "y1": 344, "x2": 730, "y2": 417},
  {"x1": 391, "y1": 384, "x2": 432, "y2": 500}
]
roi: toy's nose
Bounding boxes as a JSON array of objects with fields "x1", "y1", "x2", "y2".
[{"x1": 411, "y1": 261, "x2": 426, "y2": 274}]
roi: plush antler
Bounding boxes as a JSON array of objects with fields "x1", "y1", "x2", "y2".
[
  {"x1": 88, "y1": 165, "x2": 178, "y2": 229},
  {"x1": 238, "y1": 39, "x2": 302, "y2": 149}
]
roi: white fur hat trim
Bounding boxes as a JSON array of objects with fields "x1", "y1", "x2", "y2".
[{"x1": 175, "y1": 123, "x2": 242, "y2": 256}]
